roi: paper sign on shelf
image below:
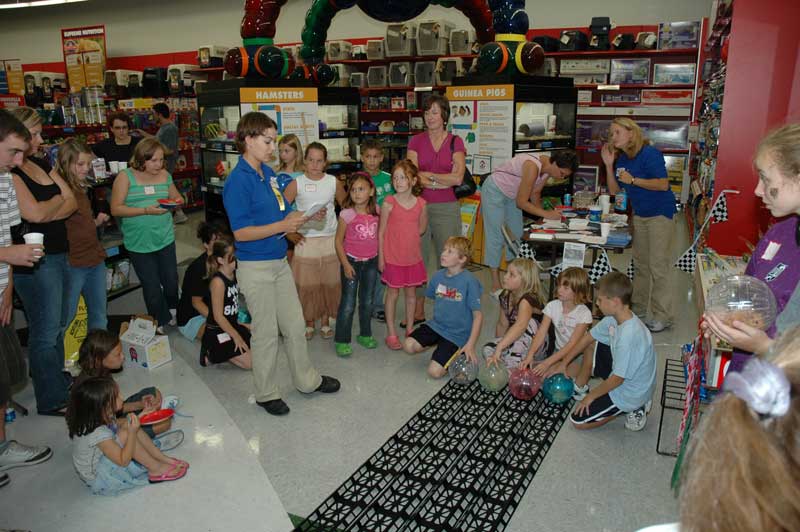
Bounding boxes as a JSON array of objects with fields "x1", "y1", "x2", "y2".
[
  {"x1": 446, "y1": 84, "x2": 514, "y2": 169},
  {"x1": 240, "y1": 87, "x2": 319, "y2": 148},
  {"x1": 61, "y1": 25, "x2": 107, "y2": 92}
]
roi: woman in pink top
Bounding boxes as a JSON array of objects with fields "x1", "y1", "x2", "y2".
[
  {"x1": 379, "y1": 160, "x2": 428, "y2": 350},
  {"x1": 406, "y1": 94, "x2": 466, "y2": 324},
  {"x1": 482, "y1": 151, "x2": 579, "y2": 291},
  {"x1": 334, "y1": 172, "x2": 381, "y2": 357}
]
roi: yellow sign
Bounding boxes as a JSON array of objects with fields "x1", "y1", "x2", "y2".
[
  {"x1": 61, "y1": 25, "x2": 107, "y2": 93},
  {"x1": 3, "y1": 60, "x2": 25, "y2": 96},
  {"x1": 446, "y1": 84, "x2": 515, "y2": 101},
  {"x1": 240, "y1": 87, "x2": 318, "y2": 103},
  {"x1": 64, "y1": 296, "x2": 87, "y2": 370}
]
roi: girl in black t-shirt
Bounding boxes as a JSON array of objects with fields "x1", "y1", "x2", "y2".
[{"x1": 200, "y1": 237, "x2": 252, "y2": 369}]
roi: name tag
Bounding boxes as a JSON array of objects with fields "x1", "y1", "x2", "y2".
[
  {"x1": 144, "y1": 185, "x2": 156, "y2": 195},
  {"x1": 217, "y1": 332, "x2": 231, "y2": 343},
  {"x1": 762, "y1": 241, "x2": 781, "y2": 261},
  {"x1": 304, "y1": 183, "x2": 317, "y2": 193}
]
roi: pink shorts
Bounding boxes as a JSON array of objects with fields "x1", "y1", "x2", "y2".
[{"x1": 381, "y1": 261, "x2": 427, "y2": 288}]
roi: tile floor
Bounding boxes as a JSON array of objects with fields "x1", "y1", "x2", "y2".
[{"x1": 2, "y1": 212, "x2": 699, "y2": 532}]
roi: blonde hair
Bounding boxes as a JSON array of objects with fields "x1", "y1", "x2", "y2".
[
  {"x1": 444, "y1": 236, "x2": 472, "y2": 263},
  {"x1": 277, "y1": 134, "x2": 305, "y2": 173},
  {"x1": 9, "y1": 106, "x2": 42, "y2": 131},
  {"x1": 506, "y1": 258, "x2": 543, "y2": 308},
  {"x1": 55, "y1": 138, "x2": 94, "y2": 192},
  {"x1": 129, "y1": 137, "x2": 167, "y2": 171},
  {"x1": 556, "y1": 267, "x2": 591, "y2": 305},
  {"x1": 610, "y1": 117, "x2": 648, "y2": 159},
  {"x1": 756, "y1": 123, "x2": 800, "y2": 183},
  {"x1": 679, "y1": 326, "x2": 800, "y2": 531}
]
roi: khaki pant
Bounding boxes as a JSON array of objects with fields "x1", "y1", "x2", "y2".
[
  {"x1": 632, "y1": 215, "x2": 675, "y2": 323},
  {"x1": 238, "y1": 258, "x2": 322, "y2": 402},
  {"x1": 418, "y1": 201, "x2": 462, "y2": 295}
]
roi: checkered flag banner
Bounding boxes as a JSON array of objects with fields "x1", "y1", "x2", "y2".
[
  {"x1": 588, "y1": 250, "x2": 613, "y2": 285},
  {"x1": 710, "y1": 193, "x2": 729, "y2": 223},
  {"x1": 674, "y1": 245, "x2": 697, "y2": 274},
  {"x1": 549, "y1": 262, "x2": 564, "y2": 278},
  {"x1": 626, "y1": 258, "x2": 635, "y2": 281},
  {"x1": 517, "y1": 241, "x2": 537, "y2": 260}
]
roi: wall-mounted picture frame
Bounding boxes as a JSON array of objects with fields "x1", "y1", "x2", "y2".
[{"x1": 573, "y1": 164, "x2": 599, "y2": 192}]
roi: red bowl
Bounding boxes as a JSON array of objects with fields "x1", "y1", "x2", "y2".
[{"x1": 139, "y1": 408, "x2": 175, "y2": 425}]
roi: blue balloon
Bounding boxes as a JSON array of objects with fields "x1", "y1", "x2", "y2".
[
  {"x1": 542, "y1": 373, "x2": 574, "y2": 404},
  {"x1": 276, "y1": 172, "x2": 295, "y2": 192}
]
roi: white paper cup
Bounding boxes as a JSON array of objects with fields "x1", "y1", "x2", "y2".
[
  {"x1": 119, "y1": 162, "x2": 128, "y2": 170},
  {"x1": 600, "y1": 223, "x2": 611, "y2": 238},
  {"x1": 599, "y1": 194, "x2": 611, "y2": 214},
  {"x1": 23, "y1": 232, "x2": 44, "y2": 245}
]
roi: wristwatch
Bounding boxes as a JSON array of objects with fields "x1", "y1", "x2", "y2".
[{"x1": 431, "y1": 176, "x2": 437, "y2": 186}]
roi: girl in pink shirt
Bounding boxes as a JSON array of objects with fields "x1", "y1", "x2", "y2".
[
  {"x1": 334, "y1": 173, "x2": 380, "y2": 357},
  {"x1": 379, "y1": 160, "x2": 428, "y2": 350}
]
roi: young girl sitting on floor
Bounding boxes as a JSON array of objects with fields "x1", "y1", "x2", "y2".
[
  {"x1": 67, "y1": 376, "x2": 188, "y2": 495},
  {"x1": 379, "y1": 160, "x2": 428, "y2": 350},
  {"x1": 78, "y1": 330, "x2": 171, "y2": 438},
  {"x1": 284, "y1": 142, "x2": 347, "y2": 339},
  {"x1": 200, "y1": 236, "x2": 252, "y2": 368},
  {"x1": 485, "y1": 258, "x2": 548, "y2": 369},
  {"x1": 522, "y1": 267, "x2": 594, "y2": 375},
  {"x1": 333, "y1": 172, "x2": 380, "y2": 356}
]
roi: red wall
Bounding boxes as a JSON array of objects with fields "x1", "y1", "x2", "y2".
[{"x1": 708, "y1": 0, "x2": 800, "y2": 254}]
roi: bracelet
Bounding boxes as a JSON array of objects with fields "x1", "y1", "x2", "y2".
[{"x1": 632, "y1": 177, "x2": 637, "y2": 186}]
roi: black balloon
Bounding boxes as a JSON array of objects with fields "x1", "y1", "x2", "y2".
[{"x1": 356, "y1": 0, "x2": 429, "y2": 22}]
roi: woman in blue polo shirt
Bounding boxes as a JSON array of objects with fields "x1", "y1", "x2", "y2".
[
  {"x1": 602, "y1": 117, "x2": 676, "y2": 333},
  {"x1": 222, "y1": 112, "x2": 339, "y2": 417}
]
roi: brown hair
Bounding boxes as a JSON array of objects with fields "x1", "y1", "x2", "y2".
[
  {"x1": 77, "y1": 329, "x2": 122, "y2": 378},
  {"x1": 595, "y1": 271, "x2": 632, "y2": 307},
  {"x1": 106, "y1": 111, "x2": 132, "y2": 130},
  {"x1": 756, "y1": 123, "x2": 800, "y2": 183},
  {"x1": 359, "y1": 138, "x2": 384, "y2": 156},
  {"x1": 206, "y1": 234, "x2": 235, "y2": 279},
  {"x1": 391, "y1": 159, "x2": 423, "y2": 196},
  {"x1": 506, "y1": 258, "x2": 544, "y2": 309},
  {"x1": 679, "y1": 326, "x2": 800, "y2": 531},
  {"x1": 423, "y1": 94, "x2": 450, "y2": 125},
  {"x1": 556, "y1": 267, "x2": 591, "y2": 305},
  {"x1": 55, "y1": 138, "x2": 94, "y2": 192},
  {"x1": 9, "y1": 106, "x2": 42, "y2": 131},
  {"x1": 342, "y1": 171, "x2": 378, "y2": 216},
  {"x1": 66, "y1": 375, "x2": 119, "y2": 439},
  {"x1": 277, "y1": 133, "x2": 305, "y2": 173},
  {"x1": 444, "y1": 236, "x2": 472, "y2": 264},
  {"x1": 304, "y1": 141, "x2": 327, "y2": 161},
  {"x1": 236, "y1": 111, "x2": 277, "y2": 153},
  {"x1": 129, "y1": 137, "x2": 167, "y2": 170},
  {"x1": 610, "y1": 117, "x2": 648, "y2": 159},
  {"x1": 0, "y1": 109, "x2": 31, "y2": 143}
]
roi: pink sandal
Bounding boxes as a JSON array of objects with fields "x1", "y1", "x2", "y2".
[
  {"x1": 171, "y1": 458, "x2": 190, "y2": 470},
  {"x1": 385, "y1": 335, "x2": 402, "y2": 350},
  {"x1": 149, "y1": 462, "x2": 187, "y2": 484}
]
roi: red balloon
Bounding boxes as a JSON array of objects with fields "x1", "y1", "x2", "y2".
[{"x1": 509, "y1": 368, "x2": 543, "y2": 401}]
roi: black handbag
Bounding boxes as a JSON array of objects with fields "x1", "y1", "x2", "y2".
[{"x1": 450, "y1": 135, "x2": 477, "y2": 199}]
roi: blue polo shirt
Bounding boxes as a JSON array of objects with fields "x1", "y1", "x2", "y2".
[
  {"x1": 617, "y1": 144, "x2": 675, "y2": 219},
  {"x1": 222, "y1": 157, "x2": 288, "y2": 261}
]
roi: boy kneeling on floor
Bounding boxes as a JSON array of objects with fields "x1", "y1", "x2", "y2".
[
  {"x1": 560, "y1": 272, "x2": 656, "y2": 431},
  {"x1": 403, "y1": 236, "x2": 483, "y2": 378}
]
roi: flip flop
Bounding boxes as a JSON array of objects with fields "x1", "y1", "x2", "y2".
[
  {"x1": 305, "y1": 326, "x2": 315, "y2": 340},
  {"x1": 320, "y1": 325, "x2": 334, "y2": 339},
  {"x1": 170, "y1": 458, "x2": 190, "y2": 470},
  {"x1": 385, "y1": 335, "x2": 402, "y2": 350},
  {"x1": 148, "y1": 462, "x2": 187, "y2": 483}
]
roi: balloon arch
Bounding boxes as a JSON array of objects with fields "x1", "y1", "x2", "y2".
[{"x1": 224, "y1": 0, "x2": 544, "y2": 85}]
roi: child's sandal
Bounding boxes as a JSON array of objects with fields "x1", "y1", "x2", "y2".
[
  {"x1": 149, "y1": 463, "x2": 187, "y2": 483},
  {"x1": 320, "y1": 326, "x2": 334, "y2": 339},
  {"x1": 171, "y1": 458, "x2": 190, "y2": 470},
  {"x1": 305, "y1": 326, "x2": 315, "y2": 340},
  {"x1": 385, "y1": 335, "x2": 402, "y2": 350}
]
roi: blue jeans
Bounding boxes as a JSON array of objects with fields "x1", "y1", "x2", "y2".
[
  {"x1": 13, "y1": 253, "x2": 71, "y2": 412},
  {"x1": 334, "y1": 256, "x2": 378, "y2": 343},
  {"x1": 481, "y1": 176, "x2": 524, "y2": 268},
  {"x1": 373, "y1": 276, "x2": 385, "y2": 313},
  {"x1": 128, "y1": 242, "x2": 179, "y2": 327},
  {"x1": 63, "y1": 261, "x2": 108, "y2": 333}
]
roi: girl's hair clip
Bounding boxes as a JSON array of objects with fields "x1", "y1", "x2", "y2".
[{"x1": 723, "y1": 357, "x2": 791, "y2": 418}]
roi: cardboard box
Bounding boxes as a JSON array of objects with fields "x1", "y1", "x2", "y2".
[{"x1": 120, "y1": 317, "x2": 172, "y2": 369}]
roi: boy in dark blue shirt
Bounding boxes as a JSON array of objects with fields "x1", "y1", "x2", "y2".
[{"x1": 404, "y1": 236, "x2": 483, "y2": 378}]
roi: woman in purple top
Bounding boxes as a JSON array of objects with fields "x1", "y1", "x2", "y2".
[
  {"x1": 406, "y1": 94, "x2": 466, "y2": 324},
  {"x1": 705, "y1": 124, "x2": 800, "y2": 355}
]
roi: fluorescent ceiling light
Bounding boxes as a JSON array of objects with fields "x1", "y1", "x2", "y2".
[{"x1": 0, "y1": 0, "x2": 89, "y2": 8}]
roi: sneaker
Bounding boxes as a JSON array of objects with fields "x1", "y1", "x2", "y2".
[
  {"x1": 257, "y1": 399, "x2": 290, "y2": 416},
  {"x1": 645, "y1": 319, "x2": 671, "y2": 333},
  {"x1": 153, "y1": 429, "x2": 185, "y2": 452},
  {"x1": 0, "y1": 441, "x2": 53, "y2": 471},
  {"x1": 335, "y1": 342, "x2": 353, "y2": 357},
  {"x1": 625, "y1": 407, "x2": 647, "y2": 431},
  {"x1": 357, "y1": 336, "x2": 378, "y2": 349},
  {"x1": 0, "y1": 472, "x2": 9, "y2": 488},
  {"x1": 315, "y1": 375, "x2": 341, "y2": 394},
  {"x1": 572, "y1": 383, "x2": 589, "y2": 401},
  {"x1": 173, "y1": 210, "x2": 188, "y2": 224},
  {"x1": 373, "y1": 310, "x2": 386, "y2": 323}
]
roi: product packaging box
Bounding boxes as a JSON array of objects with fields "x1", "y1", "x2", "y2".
[{"x1": 120, "y1": 317, "x2": 172, "y2": 370}]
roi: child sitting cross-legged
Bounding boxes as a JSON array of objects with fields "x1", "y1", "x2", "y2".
[
  {"x1": 403, "y1": 236, "x2": 483, "y2": 378},
  {"x1": 563, "y1": 272, "x2": 657, "y2": 431}
]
